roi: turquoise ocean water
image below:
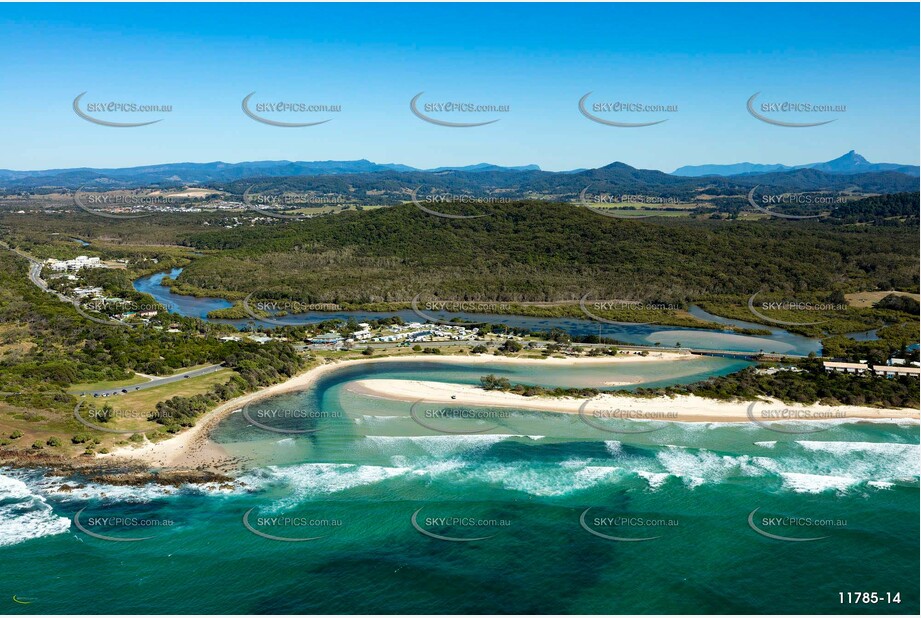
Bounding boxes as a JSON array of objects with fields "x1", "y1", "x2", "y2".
[{"x1": 1, "y1": 359, "x2": 918, "y2": 614}]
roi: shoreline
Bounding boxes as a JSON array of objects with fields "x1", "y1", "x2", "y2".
[
  {"x1": 106, "y1": 352, "x2": 919, "y2": 470},
  {"x1": 103, "y1": 351, "x2": 692, "y2": 468},
  {"x1": 349, "y1": 379, "x2": 920, "y2": 424}
]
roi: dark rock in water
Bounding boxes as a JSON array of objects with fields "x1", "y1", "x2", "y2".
[
  {"x1": 1, "y1": 450, "x2": 234, "y2": 486},
  {"x1": 89, "y1": 469, "x2": 233, "y2": 487}
]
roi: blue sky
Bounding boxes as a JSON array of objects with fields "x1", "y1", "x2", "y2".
[{"x1": 0, "y1": 2, "x2": 918, "y2": 172}]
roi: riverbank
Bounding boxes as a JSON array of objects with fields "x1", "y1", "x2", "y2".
[
  {"x1": 349, "y1": 379, "x2": 920, "y2": 424},
  {"x1": 106, "y1": 352, "x2": 920, "y2": 471}
]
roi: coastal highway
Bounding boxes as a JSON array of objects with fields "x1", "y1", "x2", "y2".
[
  {"x1": 2, "y1": 241, "x2": 80, "y2": 304},
  {"x1": 77, "y1": 364, "x2": 225, "y2": 397}
]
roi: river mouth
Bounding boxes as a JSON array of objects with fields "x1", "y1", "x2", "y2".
[
  {"x1": 133, "y1": 269, "x2": 823, "y2": 355},
  {"x1": 208, "y1": 356, "x2": 751, "y2": 468},
  {"x1": 4, "y1": 359, "x2": 917, "y2": 614}
]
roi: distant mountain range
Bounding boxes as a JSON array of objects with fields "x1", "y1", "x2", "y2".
[
  {"x1": 672, "y1": 151, "x2": 920, "y2": 177},
  {"x1": 0, "y1": 153, "x2": 917, "y2": 198},
  {"x1": 0, "y1": 160, "x2": 542, "y2": 189}
]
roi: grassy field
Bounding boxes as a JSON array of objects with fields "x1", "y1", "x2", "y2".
[
  {"x1": 845, "y1": 290, "x2": 921, "y2": 308},
  {"x1": 580, "y1": 201, "x2": 700, "y2": 218},
  {"x1": 68, "y1": 374, "x2": 150, "y2": 393},
  {"x1": 1, "y1": 369, "x2": 238, "y2": 456},
  {"x1": 79, "y1": 368, "x2": 237, "y2": 416},
  {"x1": 67, "y1": 363, "x2": 221, "y2": 394}
]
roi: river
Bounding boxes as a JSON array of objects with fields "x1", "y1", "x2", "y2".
[{"x1": 134, "y1": 269, "x2": 823, "y2": 355}]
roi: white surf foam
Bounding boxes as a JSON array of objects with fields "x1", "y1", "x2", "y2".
[
  {"x1": 796, "y1": 440, "x2": 919, "y2": 457},
  {"x1": 778, "y1": 472, "x2": 858, "y2": 494},
  {"x1": 242, "y1": 463, "x2": 409, "y2": 504},
  {"x1": 0, "y1": 473, "x2": 71, "y2": 547},
  {"x1": 362, "y1": 434, "x2": 508, "y2": 458},
  {"x1": 637, "y1": 471, "x2": 670, "y2": 490},
  {"x1": 655, "y1": 447, "x2": 763, "y2": 488}
]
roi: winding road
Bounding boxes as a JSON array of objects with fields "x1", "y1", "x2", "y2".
[{"x1": 77, "y1": 364, "x2": 225, "y2": 397}]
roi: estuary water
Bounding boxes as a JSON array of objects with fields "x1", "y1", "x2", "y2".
[
  {"x1": 133, "y1": 269, "x2": 822, "y2": 355},
  {"x1": 1, "y1": 358, "x2": 917, "y2": 614}
]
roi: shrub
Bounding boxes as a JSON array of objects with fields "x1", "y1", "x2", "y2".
[{"x1": 480, "y1": 374, "x2": 512, "y2": 391}]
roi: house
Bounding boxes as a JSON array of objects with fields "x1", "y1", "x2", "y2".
[
  {"x1": 310, "y1": 332, "x2": 344, "y2": 346},
  {"x1": 351, "y1": 328, "x2": 373, "y2": 341},
  {"x1": 73, "y1": 286, "x2": 103, "y2": 298},
  {"x1": 873, "y1": 366, "x2": 920, "y2": 379},
  {"x1": 823, "y1": 361, "x2": 870, "y2": 375},
  {"x1": 45, "y1": 255, "x2": 104, "y2": 272}
]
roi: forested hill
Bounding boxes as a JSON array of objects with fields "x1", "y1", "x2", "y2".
[
  {"x1": 176, "y1": 199, "x2": 919, "y2": 304},
  {"x1": 209, "y1": 164, "x2": 918, "y2": 202}
]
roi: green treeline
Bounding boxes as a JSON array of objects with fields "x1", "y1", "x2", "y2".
[{"x1": 175, "y1": 200, "x2": 918, "y2": 306}]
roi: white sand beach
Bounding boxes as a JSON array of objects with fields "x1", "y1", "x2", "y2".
[
  {"x1": 105, "y1": 352, "x2": 689, "y2": 468},
  {"x1": 108, "y1": 352, "x2": 919, "y2": 469},
  {"x1": 348, "y1": 378, "x2": 920, "y2": 424}
]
